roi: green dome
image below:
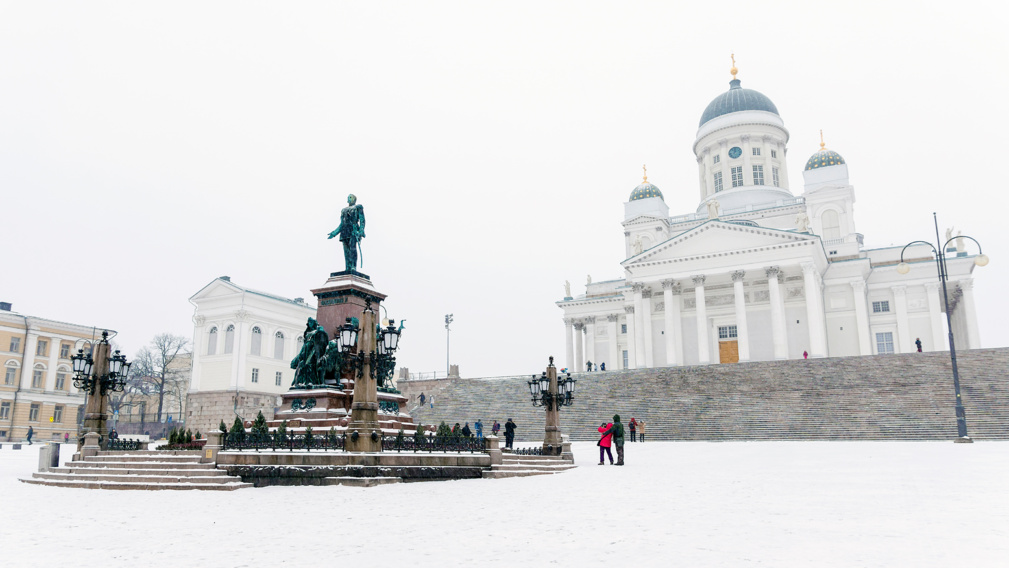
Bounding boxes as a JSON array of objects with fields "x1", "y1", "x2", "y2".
[
  {"x1": 804, "y1": 148, "x2": 846, "y2": 170},
  {"x1": 699, "y1": 79, "x2": 779, "y2": 127},
  {"x1": 629, "y1": 182, "x2": 663, "y2": 201}
]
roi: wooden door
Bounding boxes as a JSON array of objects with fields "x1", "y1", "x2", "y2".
[{"x1": 718, "y1": 340, "x2": 739, "y2": 364}]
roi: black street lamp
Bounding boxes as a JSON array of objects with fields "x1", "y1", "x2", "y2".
[
  {"x1": 896, "y1": 213, "x2": 988, "y2": 442},
  {"x1": 526, "y1": 356, "x2": 575, "y2": 456},
  {"x1": 333, "y1": 315, "x2": 403, "y2": 388},
  {"x1": 70, "y1": 331, "x2": 131, "y2": 396}
]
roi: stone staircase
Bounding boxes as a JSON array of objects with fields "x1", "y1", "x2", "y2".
[
  {"x1": 482, "y1": 453, "x2": 576, "y2": 479},
  {"x1": 21, "y1": 450, "x2": 252, "y2": 490},
  {"x1": 409, "y1": 348, "x2": 1009, "y2": 442}
]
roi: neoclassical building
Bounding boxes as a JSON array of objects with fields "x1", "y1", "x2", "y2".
[{"x1": 558, "y1": 65, "x2": 983, "y2": 370}]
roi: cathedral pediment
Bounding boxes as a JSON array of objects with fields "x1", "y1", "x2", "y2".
[
  {"x1": 189, "y1": 278, "x2": 242, "y2": 302},
  {"x1": 622, "y1": 221, "x2": 820, "y2": 268},
  {"x1": 623, "y1": 214, "x2": 666, "y2": 226}
]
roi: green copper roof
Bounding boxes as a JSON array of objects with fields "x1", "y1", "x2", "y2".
[
  {"x1": 804, "y1": 148, "x2": 846, "y2": 170},
  {"x1": 699, "y1": 79, "x2": 779, "y2": 127},
  {"x1": 629, "y1": 182, "x2": 663, "y2": 201}
]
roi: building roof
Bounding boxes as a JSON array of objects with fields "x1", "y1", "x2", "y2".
[
  {"x1": 804, "y1": 148, "x2": 846, "y2": 171},
  {"x1": 699, "y1": 79, "x2": 779, "y2": 127},
  {"x1": 629, "y1": 182, "x2": 664, "y2": 202}
]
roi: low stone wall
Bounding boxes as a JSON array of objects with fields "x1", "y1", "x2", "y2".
[
  {"x1": 226, "y1": 464, "x2": 486, "y2": 486},
  {"x1": 186, "y1": 390, "x2": 280, "y2": 436}
]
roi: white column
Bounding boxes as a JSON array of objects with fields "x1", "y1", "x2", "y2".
[
  {"x1": 850, "y1": 280, "x2": 872, "y2": 355},
  {"x1": 624, "y1": 307, "x2": 637, "y2": 369},
  {"x1": 233, "y1": 312, "x2": 250, "y2": 389},
  {"x1": 959, "y1": 279, "x2": 981, "y2": 349},
  {"x1": 641, "y1": 287, "x2": 654, "y2": 368},
  {"x1": 607, "y1": 314, "x2": 619, "y2": 370},
  {"x1": 584, "y1": 316, "x2": 596, "y2": 370},
  {"x1": 924, "y1": 282, "x2": 945, "y2": 351},
  {"x1": 190, "y1": 316, "x2": 206, "y2": 391},
  {"x1": 632, "y1": 283, "x2": 647, "y2": 366},
  {"x1": 892, "y1": 285, "x2": 911, "y2": 353},
  {"x1": 741, "y1": 134, "x2": 753, "y2": 186},
  {"x1": 19, "y1": 325, "x2": 39, "y2": 389},
  {"x1": 802, "y1": 262, "x2": 827, "y2": 357},
  {"x1": 718, "y1": 139, "x2": 729, "y2": 191},
  {"x1": 693, "y1": 275, "x2": 710, "y2": 364},
  {"x1": 45, "y1": 335, "x2": 61, "y2": 391},
  {"x1": 564, "y1": 318, "x2": 575, "y2": 371},
  {"x1": 661, "y1": 279, "x2": 679, "y2": 366},
  {"x1": 573, "y1": 321, "x2": 585, "y2": 372},
  {"x1": 766, "y1": 267, "x2": 788, "y2": 359},
  {"x1": 731, "y1": 270, "x2": 751, "y2": 362}
]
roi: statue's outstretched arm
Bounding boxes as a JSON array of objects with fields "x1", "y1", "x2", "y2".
[{"x1": 327, "y1": 222, "x2": 342, "y2": 239}]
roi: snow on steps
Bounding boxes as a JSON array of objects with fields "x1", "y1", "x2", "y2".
[
  {"x1": 20, "y1": 450, "x2": 251, "y2": 491},
  {"x1": 482, "y1": 454, "x2": 576, "y2": 479}
]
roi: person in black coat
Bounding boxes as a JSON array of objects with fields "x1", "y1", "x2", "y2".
[
  {"x1": 504, "y1": 418, "x2": 516, "y2": 449},
  {"x1": 462, "y1": 423, "x2": 472, "y2": 437}
]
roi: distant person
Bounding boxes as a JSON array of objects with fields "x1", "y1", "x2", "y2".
[
  {"x1": 462, "y1": 423, "x2": 472, "y2": 437},
  {"x1": 629, "y1": 418, "x2": 637, "y2": 442},
  {"x1": 586, "y1": 360, "x2": 593, "y2": 372},
  {"x1": 64, "y1": 433, "x2": 69, "y2": 443},
  {"x1": 419, "y1": 392, "x2": 426, "y2": 406},
  {"x1": 637, "y1": 420, "x2": 646, "y2": 443},
  {"x1": 109, "y1": 428, "x2": 119, "y2": 440},
  {"x1": 429, "y1": 395, "x2": 434, "y2": 409},
  {"x1": 26, "y1": 425, "x2": 33, "y2": 445},
  {"x1": 475, "y1": 419, "x2": 483, "y2": 440},
  {"x1": 600, "y1": 362, "x2": 606, "y2": 371},
  {"x1": 453, "y1": 423, "x2": 461, "y2": 436},
  {"x1": 492, "y1": 420, "x2": 501, "y2": 436},
  {"x1": 597, "y1": 422, "x2": 614, "y2": 465},
  {"x1": 803, "y1": 350, "x2": 809, "y2": 359},
  {"x1": 504, "y1": 418, "x2": 516, "y2": 449},
  {"x1": 915, "y1": 338, "x2": 923, "y2": 352},
  {"x1": 601, "y1": 415, "x2": 625, "y2": 465}
]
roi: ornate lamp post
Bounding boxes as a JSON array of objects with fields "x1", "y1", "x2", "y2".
[
  {"x1": 896, "y1": 213, "x2": 988, "y2": 442},
  {"x1": 70, "y1": 330, "x2": 130, "y2": 448},
  {"x1": 527, "y1": 356, "x2": 575, "y2": 456}
]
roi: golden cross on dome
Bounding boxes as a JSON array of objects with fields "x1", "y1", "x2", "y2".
[
  {"x1": 730, "y1": 54, "x2": 738, "y2": 79},
  {"x1": 819, "y1": 129, "x2": 826, "y2": 150},
  {"x1": 642, "y1": 164, "x2": 648, "y2": 182}
]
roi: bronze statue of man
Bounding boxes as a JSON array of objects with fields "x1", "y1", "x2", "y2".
[{"x1": 327, "y1": 194, "x2": 366, "y2": 272}]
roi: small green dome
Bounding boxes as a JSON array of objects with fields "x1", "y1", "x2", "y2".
[
  {"x1": 805, "y1": 148, "x2": 846, "y2": 171},
  {"x1": 629, "y1": 182, "x2": 663, "y2": 201}
]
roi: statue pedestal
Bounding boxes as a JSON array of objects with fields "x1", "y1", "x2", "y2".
[{"x1": 311, "y1": 271, "x2": 387, "y2": 338}]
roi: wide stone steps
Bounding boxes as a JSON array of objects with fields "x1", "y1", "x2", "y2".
[
  {"x1": 410, "y1": 348, "x2": 1009, "y2": 442},
  {"x1": 20, "y1": 450, "x2": 252, "y2": 491},
  {"x1": 482, "y1": 454, "x2": 575, "y2": 479}
]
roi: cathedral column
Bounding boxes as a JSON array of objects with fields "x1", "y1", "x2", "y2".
[
  {"x1": 892, "y1": 285, "x2": 911, "y2": 353},
  {"x1": 232, "y1": 310, "x2": 250, "y2": 389},
  {"x1": 584, "y1": 317, "x2": 597, "y2": 370},
  {"x1": 718, "y1": 139, "x2": 729, "y2": 191},
  {"x1": 573, "y1": 321, "x2": 585, "y2": 372},
  {"x1": 564, "y1": 318, "x2": 575, "y2": 372},
  {"x1": 661, "y1": 279, "x2": 681, "y2": 366},
  {"x1": 778, "y1": 140, "x2": 791, "y2": 190},
  {"x1": 959, "y1": 279, "x2": 981, "y2": 349},
  {"x1": 850, "y1": 280, "x2": 872, "y2": 355},
  {"x1": 632, "y1": 283, "x2": 647, "y2": 366},
  {"x1": 766, "y1": 267, "x2": 788, "y2": 359},
  {"x1": 731, "y1": 270, "x2": 751, "y2": 362},
  {"x1": 698, "y1": 153, "x2": 708, "y2": 197},
  {"x1": 924, "y1": 282, "x2": 945, "y2": 351},
  {"x1": 641, "y1": 287, "x2": 654, "y2": 368},
  {"x1": 741, "y1": 134, "x2": 753, "y2": 186},
  {"x1": 624, "y1": 307, "x2": 637, "y2": 369},
  {"x1": 802, "y1": 262, "x2": 827, "y2": 357},
  {"x1": 607, "y1": 314, "x2": 619, "y2": 370},
  {"x1": 190, "y1": 316, "x2": 206, "y2": 391},
  {"x1": 693, "y1": 275, "x2": 710, "y2": 364}
]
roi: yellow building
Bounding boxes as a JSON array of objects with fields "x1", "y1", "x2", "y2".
[{"x1": 0, "y1": 302, "x2": 111, "y2": 443}]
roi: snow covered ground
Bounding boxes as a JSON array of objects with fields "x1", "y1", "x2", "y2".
[{"x1": 1, "y1": 441, "x2": 1007, "y2": 567}]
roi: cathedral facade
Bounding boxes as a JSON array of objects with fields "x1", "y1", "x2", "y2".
[{"x1": 558, "y1": 67, "x2": 984, "y2": 371}]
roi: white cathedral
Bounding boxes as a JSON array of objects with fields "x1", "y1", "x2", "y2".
[{"x1": 558, "y1": 64, "x2": 985, "y2": 371}]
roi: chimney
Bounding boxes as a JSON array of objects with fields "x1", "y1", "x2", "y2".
[
  {"x1": 219, "y1": 276, "x2": 231, "y2": 282},
  {"x1": 0, "y1": 302, "x2": 11, "y2": 312}
]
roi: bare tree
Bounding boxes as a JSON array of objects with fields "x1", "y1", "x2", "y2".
[{"x1": 132, "y1": 333, "x2": 190, "y2": 423}]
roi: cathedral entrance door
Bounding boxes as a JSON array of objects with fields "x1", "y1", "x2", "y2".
[{"x1": 718, "y1": 340, "x2": 739, "y2": 364}]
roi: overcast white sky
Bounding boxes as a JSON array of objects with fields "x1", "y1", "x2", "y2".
[{"x1": 2, "y1": 2, "x2": 1006, "y2": 378}]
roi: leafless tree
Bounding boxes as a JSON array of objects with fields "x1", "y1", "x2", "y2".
[{"x1": 131, "y1": 333, "x2": 190, "y2": 423}]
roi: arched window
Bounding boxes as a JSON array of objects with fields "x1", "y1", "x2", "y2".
[
  {"x1": 207, "y1": 327, "x2": 218, "y2": 356},
  {"x1": 32, "y1": 363, "x2": 46, "y2": 389},
  {"x1": 821, "y1": 210, "x2": 841, "y2": 240},
  {"x1": 224, "y1": 325, "x2": 236, "y2": 354},
  {"x1": 274, "y1": 331, "x2": 285, "y2": 359},
  {"x1": 4, "y1": 361, "x2": 19, "y2": 386},
  {"x1": 250, "y1": 326, "x2": 262, "y2": 356}
]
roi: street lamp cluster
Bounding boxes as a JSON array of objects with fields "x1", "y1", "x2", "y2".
[
  {"x1": 334, "y1": 316, "x2": 402, "y2": 387},
  {"x1": 70, "y1": 331, "x2": 131, "y2": 396},
  {"x1": 528, "y1": 366, "x2": 576, "y2": 410},
  {"x1": 896, "y1": 213, "x2": 988, "y2": 442}
]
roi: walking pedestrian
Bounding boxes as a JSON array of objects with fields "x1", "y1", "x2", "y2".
[
  {"x1": 26, "y1": 425, "x2": 33, "y2": 445},
  {"x1": 64, "y1": 432, "x2": 69, "y2": 443},
  {"x1": 637, "y1": 419, "x2": 646, "y2": 443},
  {"x1": 504, "y1": 418, "x2": 516, "y2": 449},
  {"x1": 586, "y1": 360, "x2": 593, "y2": 372},
  {"x1": 492, "y1": 420, "x2": 500, "y2": 436},
  {"x1": 453, "y1": 423, "x2": 461, "y2": 435},
  {"x1": 475, "y1": 419, "x2": 484, "y2": 440},
  {"x1": 602, "y1": 415, "x2": 626, "y2": 465},
  {"x1": 419, "y1": 392, "x2": 426, "y2": 406},
  {"x1": 629, "y1": 418, "x2": 637, "y2": 442},
  {"x1": 915, "y1": 338, "x2": 922, "y2": 352},
  {"x1": 600, "y1": 362, "x2": 606, "y2": 371},
  {"x1": 597, "y1": 422, "x2": 614, "y2": 465},
  {"x1": 429, "y1": 395, "x2": 434, "y2": 409}
]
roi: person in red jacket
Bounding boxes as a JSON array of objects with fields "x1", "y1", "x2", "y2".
[{"x1": 597, "y1": 422, "x2": 614, "y2": 465}]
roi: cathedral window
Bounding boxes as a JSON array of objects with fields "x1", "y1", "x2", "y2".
[
  {"x1": 712, "y1": 155, "x2": 720, "y2": 164},
  {"x1": 207, "y1": 327, "x2": 218, "y2": 356},
  {"x1": 622, "y1": 350, "x2": 629, "y2": 369},
  {"x1": 251, "y1": 326, "x2": 262, "y2": 356},
  {"x1": 224, "y1": 325, "x2": 235, "y2": 354},
  {"x1": 771, "y1": 149, "x2": 777, "y2": 158},
  {"x1": 872, "y1": 301, "x2": 890, "y2": 313},
  {"x1": 274, "y1": 331, "x2": 285, "y2": 359},
  {"x1": 275, "y1": 371, "x2": 283, "y2": 386},
  {"x1": 251, "y1": 368, "x2": 259, "y2": 383},
  {"x1": 821, "y1": 210, "x2": 841, "y2": 240},
  {"x1": 875, "y1": 332, "x2": 894, "y2": 354},
  {"x1": 772, "y1": 167, "x2": 780, "y2": 187},
  {"x1": 752, "y1": 148, "x2": 761, "y2": 156},
  {"x1": 752, "y1": 165, "x2": 765, "y2": 185},
  {"x1": 713, "y1": 172, "x2": 723, "y2": 192},
  {"x1": 621, "y1": 324, "x2": 627, "y2": 334},
  {"x1": 718, "y1": 325, "x2": 738, "y2": 339},
  {"x1": 730, "y1": 166, "x2": 744, "y2": 188}
]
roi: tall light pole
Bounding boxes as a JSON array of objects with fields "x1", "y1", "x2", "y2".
[
  {"x1": 896, "y1": 213, "x2": 988, "y2": 442},
  {"x1": 444, "y1": 314, "x2": 453, "y2": 377}
]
